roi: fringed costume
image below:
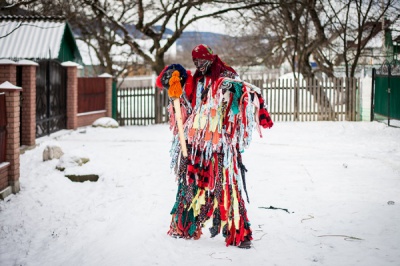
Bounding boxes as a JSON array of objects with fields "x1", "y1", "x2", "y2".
[{"x1": 159, "y1": 44, "x2": 273, "y2": 248}]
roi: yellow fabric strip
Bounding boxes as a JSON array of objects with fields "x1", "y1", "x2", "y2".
[
  {"x1": 232, "y1": 184, "x2": 240, "y2": 229},
  {"x1": 189, "y1": 189, "x2": 206, "y2": 218},
  {"x1": 209, "y1": 113, "x2": 220, "y2": 132},
  {"x1": 200, "y1": 115, "x2": 208, "y2": 129},
  {"x1": 192, "y1": 113, "x2": 200, "y2": 129}
]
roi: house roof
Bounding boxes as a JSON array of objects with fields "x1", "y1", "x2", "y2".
[
  {"x1": 346, "y1": 20, "x2": 390, "y2": 49},
  {"x1": 0, "y1": 15, "x2": 82, "y2": 64}
]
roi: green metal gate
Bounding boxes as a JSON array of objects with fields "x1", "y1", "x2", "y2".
[{"x1": 372, "y1": 60, "x2": 400, "y2": 125}]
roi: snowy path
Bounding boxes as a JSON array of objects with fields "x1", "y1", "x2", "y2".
[{"x1": 0, "y1": 122, "x2": 399, "y2": 266}]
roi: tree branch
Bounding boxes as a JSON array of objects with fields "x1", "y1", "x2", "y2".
[{"x1": 0, "y1": 0, "x2": 39, "y2": 10}]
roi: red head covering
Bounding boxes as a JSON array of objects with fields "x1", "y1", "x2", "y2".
[
  {"x1": 190, "y1": 44, "x2": 238, "y2": 106},
  {"x1": 192, "y1": 44, "x2": 215, "y2": 61}
]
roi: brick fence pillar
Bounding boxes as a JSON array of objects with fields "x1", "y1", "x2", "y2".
[
  {"x1": 99, "y1": 73, "x2": 113, "y2": 118},
  {"x1": 62, "y1": 62, "x2": 79, "y2": 130},
  {"x1": 0, "y1": 59, "x2": 17, "y2": 84},
  {"x1": 0, "y1": 81, "x2": 22, "y2": 195},
  {"x1": 18, "y1": 60, "x2": 38, "y2": 147}
]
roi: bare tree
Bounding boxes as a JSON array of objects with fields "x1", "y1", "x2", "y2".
[
  {"x1": 2, "y1": 0, "x2": 278, "y2": 75},
  {"x1": 232, "y1": 0, "x2": 400, "y2": 120},
  {"x1": 243, "y1": 0, "x2": 342, "y2": 79},
  {"x1": 239, "y1": 0, "x2": 399, "y2": 79},
  {"x1": 79, "y1": 0, "x2": 277, "y2": 74},
  {"x1": 0, "y1": 0, "x2": 37, "y2": 10},
  {"x1": 235, "y1": 1, "x2": 341, "y2": 119},
  {"x1": 323, "y1": 0, "x2": 399, "y2": 78}
]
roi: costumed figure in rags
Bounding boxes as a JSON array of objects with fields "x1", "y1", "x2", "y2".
[{"x1": 156, "y1": 44, "x2": 273, "y2": 249}]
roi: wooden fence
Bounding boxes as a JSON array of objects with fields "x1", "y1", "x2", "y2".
[
  {"x1": 248, "y1": 77, "x2": 359, "y2": 122},
  {"x1": 116, "y1": 76, "x2": 359, "y2": 126},
  {"x1": 0, "y1": 93, "x2": 6, "y2": 163},
  {"x1": 78, "y1": 77, "x2": 106, "y2": 113}
]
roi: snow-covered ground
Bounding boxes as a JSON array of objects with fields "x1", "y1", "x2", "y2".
[{"x1": 1, "y1": 121, "x2": 399, "y2": 266}]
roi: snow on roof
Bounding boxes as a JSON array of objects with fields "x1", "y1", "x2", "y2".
[
  {"x1": 279, "y1": 72, "x2": 304, "y2": 80},
  {"x1": 75, "y1": 39, "x2": 101, "y2": 66},
  {"x1": 16, "y1": 59, "x2": 39, "y2": 66},
  {"x1": 391, "y1": 19, "x2": 400, "y2": 42},
  {"x1": 0, "y1": 16, "x2": 65, "y2": 60},
  {"x1": 0, "y1": 59, "x2": 16, "y2": 65},
  {"x1": 61, "y1": 61, "x2": 81, "y2": 67},
  {"x1": 98, "y1": 73, "x2": 113, "y2": 78},
  {"x1": 362, "y1": 31, "x2": 384, "y2": 49}
]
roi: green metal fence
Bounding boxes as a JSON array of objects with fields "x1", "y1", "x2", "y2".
[
  {"x1": 116, "y1": 86, "x2": 169, "y2": 126},
  {"x1": 372, "y1": 60, "x2": 400, "y2": 124},
  {"x1": 112, "y1": 81, "x2": 117, "y2": 120}
]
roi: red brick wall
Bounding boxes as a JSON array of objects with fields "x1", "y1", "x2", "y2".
[
  {"x1": 65, "y1": 66, "x2": 78, "y2": 130},
  {"x1": 4, "y1": 90, "x2": 20, "y2": 193},
  {"x1": 0, "y1": 163, "x2": 9, "y2": 192},
  {"x1": 0, "y1": 64, "x2": 16, "y2": 84},
  {"x1": 0, "y1": 88, "x2": 21, "y2": 193},
  {"x1": 77, "y1": 111, "x2": 106, "y2": 128},
  {"x1": 20, "y1": 65, "x2": 36, "y2": 147},
  {"x1": 0, "y1": 63, "x2": 20, "y2": 194}
]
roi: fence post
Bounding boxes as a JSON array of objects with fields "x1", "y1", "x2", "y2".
[
  {"x1": 62, "y1": 61, "x2": 79, "y2": 130},
  {"x1": 371, "y1": 68, "x2": 376, "y2": 121},
  {"x1": 99, "y1": 73, "x2": 113, "y2": 118},
  {"x1": 0, "y1": 81, "x2": 22, "y2": 197},
  {"x1": 155, "y1": 88, "x2": 160, "y2": 124},
  {"x1": 0, "y1": 59, "x2": 17, "y2": 85},
  {"x1": 387, "y1": 65, "x2": 391, "y2": 126},
  {"x1": 294, "y1": 80, "x2": 299, "y2": 121},
  {"x1": 345, "y1": 77, "x2": 350, "y2": 121},
  {"x1": 349, "y1": 78, "x2": 354, "y2": 121},
  {"x1": 353, "y1": 78, "x2": 360, "y2": 121},
  {"x1": 153, "y1": 74, "x2": 162, "y2": 124},
  {"x1": 17, "y1": 60, "x2": 38, "y2": 147},
  {"x1": 355, "y1": 78, "x2": 361, "y2": 121},
  {"x1": 112, "y1": 80, "x2": 117, "y2": 119}
]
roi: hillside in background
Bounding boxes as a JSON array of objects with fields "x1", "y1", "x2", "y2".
[
  {"x1": 121, "y1": 24, "x2": 236, "y2": 52},
  {"x1": 177, "y1": 31, "x2": 234, "y2": 51}
]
